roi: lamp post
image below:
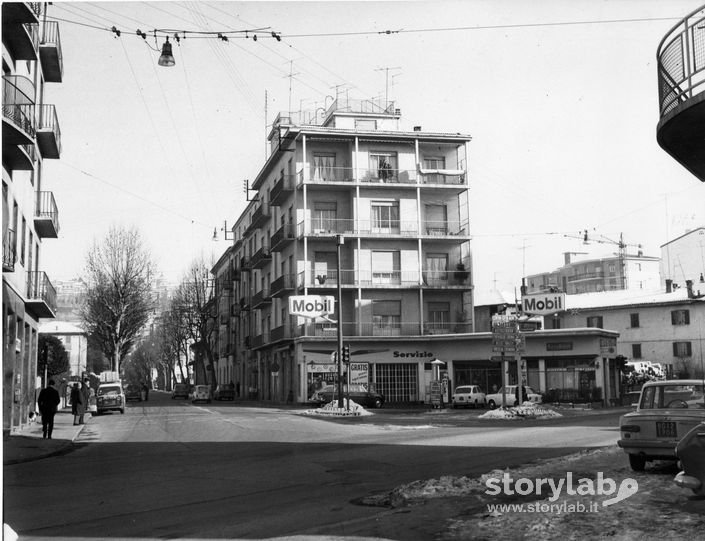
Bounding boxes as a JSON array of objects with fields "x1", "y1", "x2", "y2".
[{"x1": 336, "y1": 234, "x2": 344, "y2": 408}]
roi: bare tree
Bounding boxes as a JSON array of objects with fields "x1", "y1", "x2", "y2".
[{"x1": 81, "y1": 226, "x2": 155, "y2": 376}]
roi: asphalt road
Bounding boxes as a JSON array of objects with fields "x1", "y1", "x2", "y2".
[{"x1": 3, "y1": 392, "x2": 623, "y2": 540}]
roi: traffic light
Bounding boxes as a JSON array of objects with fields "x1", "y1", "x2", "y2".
[
  {"x1": 615, "y1": 355, "x2": 629, "y2": 373},
  {"x1": 342, "y1": 345, "x2": 350, "y2": 364}
]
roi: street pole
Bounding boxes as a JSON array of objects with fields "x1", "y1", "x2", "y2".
[{"x1": 336, "y1": 234, "x2": 344, "y2": 408}]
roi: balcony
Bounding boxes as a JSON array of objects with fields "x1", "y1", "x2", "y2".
[
  {"x1": 299, "y1": 218, "x2": 469, "y2": 239},
  {"x1": 36, "y1": 104, "x2": 61, "y2": 158},
  {"x1": 1, "y1": 3, "x2": 39, "y2": 61},
  {"x1": 4, "y1": 143, "x2": 35, "y2": 171},
  {"x1": 26, "y1": 271, "x2": 57, "y2": 318},
  {"x1": 3, "y1": 76, "x2": 36, "y2": 145},
  {"x1": 656, "y1": 5, "x2": 705, "y2": 181},
  {"x1": 567, "y1": 271, "x2": 605, "y2": 283},
  {"x1": 39, "y1": 20, "x2": 63, "y2": 83},
  {"x1": 239, "y1": 296, "x2": 251, "y2": 311},
  {"x1": 245, "y1": 202, "x2": 271, "y2": 234},
  {"x1": 301, "y1": 267, "x2": 470, "y2": 289},
  {"x1": 252, "y1": 288, "x2": 271, "y2": 308},
  {"x1": 270, "y1": 223, "x2": 296, "y2": 251},
  {"x1": 34, "y1": 191, "x2": 60, "y2": 238},
  {"x1": 270, "y1": 273, "x2": 297, "y2": 297},
  {"x1": 270, "y1": 174, "x2": 296, "y2": 206},
  {"x1": 3, "y1": 230, "x2": 17, "y2": 272},
  {"x1": 270, "y1": 324, "x2": 295, "y2": 342},
  {"x1": 296, "y1": 319, "x2": 471, "y2": 338},
  {"x1": 417, "y1": 168, "x2": 466, "y2": 186},
  {"x1": 421, "y1": 220, "x2": 470, "y2": 238},
  {"x1": 251, "y1": 243, "x2": 272, "y2": 269},
  {"x1": 240, "y1": 256, "x2": 252, "y2": 272}
]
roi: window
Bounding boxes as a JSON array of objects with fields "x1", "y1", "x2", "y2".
[
  {"x1": 371, "y1": 201, "x2": 399, "y2": 233},
  {"x1": 20, "y1": 217, "x2": 26, "y2": 266},
  {"x1": 548, "y1": 316, "x2": 561, "y2": 330},
  {"x1": 671, "y1": 310, "x2": 690, "y2": 325},
  {"x1": 423, "y1": 156, "x2": 446, "y2": 169},
  {"x1": 425, "y1": 204, "x2": 448, "y2": 234},
  {"x1": 630, "y1": 313, "x2": 640, "y2": 328},
  {"x1": 427, "y1": 302, "x2": 450, "y2": 333},
  {"x1": 632, "y1": 344, "x2": 642, "y2": 359},
  {"x1": 311, "y1": 153, "x2": 336, "y2": 182},
  {"x1": 370, "y1": 151, "x2": 397, "y2": 181},
  {"x1": 312, "y1": 202, "x2": 337, "y2": 232},
  {"x1": 372, "y1": 300, "x2": 401, "y2": 335},
  {"x1": 673, "y1": 342, "x2": 692, "y2": 357},
  {"x1": 313, "y1": 251, "x2": 336, "y2": 284},
  {"x1": 586, "y1": 316, "x2": 603, "y2": 328},
  {"x1": 608, "y1": 264, "x2": 616, "y2": 273},
  {"x1": 371, "y1": 251, "x2": 400, "y2": 284},
  {"x1": 424, "y1": 253, "x2": 448, "y2": 285}
]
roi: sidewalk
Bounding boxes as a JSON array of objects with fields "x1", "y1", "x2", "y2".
[{"x1": 2, "y1": 408, "x2": 88, "y2": 466}]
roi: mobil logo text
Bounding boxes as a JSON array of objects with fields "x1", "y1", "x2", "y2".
[
  {"x1": 289, "y1": 295, "x2": 335, "y2": 318},
  {"x1": 522, "y1": 293, "x2": 566, "y2": 315}
]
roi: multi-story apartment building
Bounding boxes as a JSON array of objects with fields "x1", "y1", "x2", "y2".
[
  {"x1": 660, "y1": 227, "x2": 705, "y2": 290},
  {"x1": 525, "y1": 251, "x2": 661, "y2": 295},
  {"x1": 556, "y1": 281, "x2": 705, "y2": 378},
  {"x1": 2, "y1": 2, "x2": 63, "y2": 433},
  {"x1": 220, "y1": 98, "x2": 473, "y2": 404}
]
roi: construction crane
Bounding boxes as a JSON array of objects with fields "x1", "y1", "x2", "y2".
[{"x1": 566, "y1": 230, "x2": 642, "y2": 290}]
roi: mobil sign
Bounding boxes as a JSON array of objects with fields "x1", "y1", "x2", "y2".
[
  {"x1": 521, "y1": 292, "x2": 566, "y2": 316},
  {"x1": 289, "y1": 295, "x2": 335, "y2": 318}
]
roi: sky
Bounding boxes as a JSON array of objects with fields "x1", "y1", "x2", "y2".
[{"x1": 40, "y1": 0, "x2": 705, "y2": 294}]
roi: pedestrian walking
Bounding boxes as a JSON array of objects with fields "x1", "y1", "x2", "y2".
[
  {"x1": 79, "y1": 380, "x2": 90, "y2": 424},
  {"x1": 70, "y1": 383, "x2": 83, "y2": 425},
  {"x1": 37, "y1": 380, "x2": 61, "y2": 439}
]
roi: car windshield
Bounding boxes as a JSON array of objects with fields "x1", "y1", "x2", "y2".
[
  {"x1": 640, "y1": 384, "x2": 705, "y2": 409},
  {"x1": 98, "y1": 386, "x2": 120, "y2": 396}
]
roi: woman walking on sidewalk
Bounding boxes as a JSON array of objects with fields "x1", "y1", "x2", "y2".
[
  {"x1": 70, "y1": 383, "x2": 83, "y2": 425},
  {"x1": 37, "y1": 380, "x2": 61, "y2": 439}
]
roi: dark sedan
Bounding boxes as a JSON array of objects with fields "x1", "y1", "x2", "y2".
[
  {"x1": 214, "y1": 384, "x2": 235, "y2": 401},
  {"x1": 310, "y1": 383, "x2": 384, "y2": 409}
]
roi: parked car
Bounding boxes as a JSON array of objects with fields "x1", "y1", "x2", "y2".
[
  {"x1": 486, "y1": 385, "x2": 542, "y2": 409},
  {"x1": 171, "y1": 383, "x2": 190, "y2": 400},
  {"x1": 617, "y1": 379, "x2": 705, "y2": 471},
  {"x1": 190, "y1": 384, "x2": 212, "y2": 404},
  {"x1": 96, "y1": 382, "x2": 125, "y2": 415},
  {"x1": 124, "y1": 385, "x2": 142, "y2": 402},
  {"x1": 214, "y1": 383, "x2": 235, "y2": 401},
  {"x1": 451, "y1": 385, "x2": 486, "y2": 408},
  {"x1": 310, "y1": 384, "x2": 384, "y2": 408},
  {"x1": 674, "y1": 421, "x2": 705, "y2": 496}
]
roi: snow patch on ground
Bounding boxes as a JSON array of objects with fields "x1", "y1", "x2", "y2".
[
  {"x1": 299, "y1": 399, "x2": 374, "y2": 417},
  {"x1": 479, "y1": 402, "x2": 563, "y2": 420}
]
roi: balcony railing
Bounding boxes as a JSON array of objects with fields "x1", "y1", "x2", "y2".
[
  {"x1": 3, "y1": 229, "x2": 17, "y2": 272},
  {"x1": 2, "y1": 76, "x2": 36, "y2": 143},
  {"x1": 270, "y1": 174, "x2": 296, "y2": 206},
  {"x1": 34, "y1": 191, "x2": 59, "y2": 238},
  {"x1": 270, "y1": 223, "x2": 296, "y2": 251},
  {"x1": 298, "y1": 218, "x2": 469, "y2": 238},
  {"x1": 295, "y1": 319, "x2": 470, "y2": 338},
  {"x1": 567, "y1": 271, "x2": 605, "y2": 282},
  {"x1": 36, "y1": 104, "x2": 61, "y2": 158},
  {"x1": 300, "y1": 268, "x2": 470, "y2": 288},
  {"x1": 26, "y1": 271, "x2": 57, "y2": 318},
  {"x1": 251, "y1": 243, "x2": 272, "y2": 269},
  {"x1": 252, "y1": 288, "x2": 271, "y2": 308},
  {"x1": 270, "y1": 273, "x2": 298, "y2": 297},
  {"x1": 39, "y1": 20, "x2": 63, "y2": 83},
  {"x1": 300, "y1": 166, "x2": 466, "y2": 186},
  {"x1": 245, "y1": 202, "x2": 270, "y2": 233}
]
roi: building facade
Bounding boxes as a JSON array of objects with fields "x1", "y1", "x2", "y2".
[
  {"x1": 38, "y1": 321, "x2": 87, "y2": 378},
  {"x1": 3, "y1": 2, "x2": 63, "y2": 434},
  {"x1": 525, "y1": 251, "x2": 661, "y2": 295},
  {"x1": 557, "y1": 284, "x2": 705, "y2": 378},
  {"x1": 660, "y1": 227, "x2": 705, "y2": 291},
  {"x1": 220, "y1": 98, "x2": 473, "y2": 403}
]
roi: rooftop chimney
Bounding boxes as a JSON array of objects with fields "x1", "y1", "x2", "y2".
[
  {"x1": 666, "y1": 279, "x2": 673, "y2": 293},
  {"x1": 686, "y1": 279, "x2": 694, "y2": 299}
]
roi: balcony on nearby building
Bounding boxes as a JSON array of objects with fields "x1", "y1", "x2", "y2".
[
  {"x1": 270, "y1": 174, "x2": 296, "y2": 206},
  {"x1": 270, "y1": 223, "x2": 296, "y2": 251},
  {"x1": 3, "y1": 75, "x2": 36, "y2": 146},
  {"x1": 250, "y1": 243, "x2": 272, "y2": 269},
  {"x1": 300, "y1": 218, "x2": 470, "y2": 239},
  {"x1": 36, "y1": 104, "x2": 61, "y2": 158},
  {"x1": 252, "y1": 288, "x2": 271, "y2": 308},
  {"x1": 34, "y1": 191, "x2": 60, "y2": 238},
  {"x1": 567, "y1": 271, "x2": 605, "y2": 283},
  {"x1": 1, "y1": 14, "x2": 39, "y2": 61},
  {"x1": 26, "y1": 271, "x2": 57, "y2": 318},
  {"x1": 244, "y1": 202, "x2": 270, "y2": 234},
  {"x1": 240, "y1": 256, "x2": 251, "y2": 272},
  {"x1": 270, "y1": 273, "x2": 297, "y2": 297},
  {"x1": 656, "y1": 5, "x2": 705, "y2": 181},
  {"x1": 270, "y1": 324, "x2": 295, "y2": 343},
  {"x1": 39, "y1": 20, "x2": 63, "y2": 83},
  {"x1": 3, "y1": 143, "x2": 35, "y2": 171},
  {"x1": 3, "y1": 229, "x2": 17, "y2": 272}
]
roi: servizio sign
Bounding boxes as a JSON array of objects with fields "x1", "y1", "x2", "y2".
[
  {"x1": 521, "y1": 292, "x2": 566, "y2": 316},
  {"x1": 289, "y1": 295, "x2": 335, "y2": 318}
]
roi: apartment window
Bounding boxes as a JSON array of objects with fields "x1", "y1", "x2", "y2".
[
  {"x1": 311, "y1": 153, "x2": 336, "y2": 182},
  {"x1": 632, "y1": 344, "x2": 642, "y2": 359},
  {"x1": 370, "y1": 151, "x2": 397, "y2": 180},
  {"x1": 671, "y1": 309, "x2": 690, "y2": 325},
  {"x1": 427, "y1": 302, "x2": 450, "y2": 333},
  {"x1": 673, "y1": 342, "x2": 692, "y2": 357},
  {"x1": 312, "y1": 202, "x2": 337, "y2": 232},
  {"x1": 371, "y1": 251, "x2": 400, "y2": 284},
  {"x1": 372, "y1": 300, "x2": 401, "y2": 335},
  {"x1": 423, "y1": 156, "x2": 445, "y2": 169},
  {"x1": 630, "y1": 313, "x2": 640, "y2": 328},
  {"x1": 20, "y1": 217, "x2": 26, "y2": 266},
  {"x1": 608, "y1": 264, "x2": 616, "y2": 273},
  {"x1": 586, "y1": 316, "x2": 603, "y2": 328},
  {"x1": 371, "y1": 201, "x2": 399, "y2": 233},
  {"x1": 424, "y1": 253, "x2": 448, "y2": 285},
  {"x1": 425, "y1": 204, "x2": 448, "y2": 234},
  {"x1": 313, "y1": 251, "x2": 336, "y2": 284}
]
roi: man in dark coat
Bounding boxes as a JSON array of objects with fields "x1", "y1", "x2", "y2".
[
  {"x1": 38, "y1": 380, "x2": 61, "y2": 439},
  {"x1": 70, "y1": 383, "x2": 83, "y2": 425}
]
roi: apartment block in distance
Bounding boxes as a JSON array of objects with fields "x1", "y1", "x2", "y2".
[
  {"x1": 218, "y1": 98, "x2": 473, "y2": 404},
  {"x1": 3, "y1": 2, "x2": 63, "y2": 434}
]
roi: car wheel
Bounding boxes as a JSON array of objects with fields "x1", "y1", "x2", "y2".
[
  {"x1": 628, "y1": 454, "x2": 646, "y2": 472},
  {"x1": 488, "y1": 400, "x2": 497, "y2": 409},
  {"x1": 374, "y1": 398, "x2": 383, "y2": 409},
  {"x1": 120, "y1": 408, "x2": 125, "y2": 414}
]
